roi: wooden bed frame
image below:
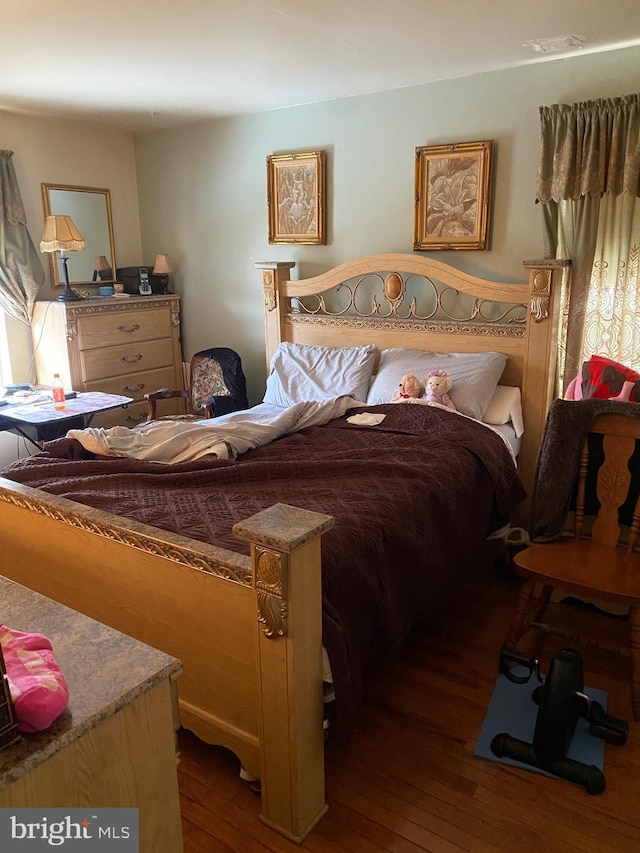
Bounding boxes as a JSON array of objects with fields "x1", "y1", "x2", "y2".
[{"x1": 0, "y1": 253, "x2": 568, "y2": 842}]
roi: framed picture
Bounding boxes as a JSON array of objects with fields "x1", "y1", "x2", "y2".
[
  {"x1": 267, "y1": 150, "x2": 325, "y2": 245},
  {"x1": 413, "y1": 140, "x2": 493, "y2": 251}
]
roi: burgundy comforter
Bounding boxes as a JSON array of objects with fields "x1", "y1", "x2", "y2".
[{"x1": 1, "y1": 403, "x2": 525, "y2": 735}]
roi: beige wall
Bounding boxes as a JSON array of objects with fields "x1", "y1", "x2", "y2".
[
  {"x1": 1, "y1": 112, "x2": 142, "y2": 299},
  {"x1": 0, "y1": 112, "x2": 141, "y2": 463},
  {"x1": 134, "y1": 45, "x2": 640, "y2": 405}
]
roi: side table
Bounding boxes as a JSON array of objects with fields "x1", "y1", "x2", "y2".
[{"x1": 0, "y1": 391, "x2": 133, "y2": 450}]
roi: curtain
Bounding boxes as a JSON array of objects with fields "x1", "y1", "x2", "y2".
[
  {"x1": 583, "y1": 193, "x2": 640, "y2": 365},
  {"x1": 537, "y1": 94, "x2": 640, "y2": 391},
  {"x1": 0, "y1": 150, "x2": 45, "y2": 324},
  {"x1": 543, "y1": 195, "x2": 601, "y2": 394}
]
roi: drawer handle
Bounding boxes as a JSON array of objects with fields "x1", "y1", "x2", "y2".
[
  {"x1": 125, "y1": 413, "x2": 147, "y2": 424},
  {"x1": 123, "y1": 382, "x2": 145, "y2": 392},
  {"x1": 120, "y1": 354, "x2": 143, "y2": 363},
  {"x1": 116, "y1": 323, "x2": 141, "y2": 333}
]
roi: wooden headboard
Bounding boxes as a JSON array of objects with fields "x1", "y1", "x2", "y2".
[{"x1": 256, "y1": 253, "x2": 570, "y2": 523}]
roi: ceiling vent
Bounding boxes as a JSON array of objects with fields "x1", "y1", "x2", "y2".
[{"x1": 523, "y1": 35, "x2": 586, "y2": 54}]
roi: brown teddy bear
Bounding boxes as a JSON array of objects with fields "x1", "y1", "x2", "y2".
[{"x1": 391, "y1": 373, "x2": 422, "y2": 402}]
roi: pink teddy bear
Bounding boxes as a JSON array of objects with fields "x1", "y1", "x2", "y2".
[{"x1": 423, "y1": 370, "x2": 456, "y2": 410}]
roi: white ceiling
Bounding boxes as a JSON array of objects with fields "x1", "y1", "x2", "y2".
[{"x1": 3, "y1": 0, "x2": 640, "y2": 132}]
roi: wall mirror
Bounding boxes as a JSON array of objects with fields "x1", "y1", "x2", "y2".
[{"x1": 41, "y1": 183, "x2": 117, "y2": 286}]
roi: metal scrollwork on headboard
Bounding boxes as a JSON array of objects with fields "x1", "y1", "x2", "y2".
[{"x1": 290, "y1": 270, "x2": 527, "y2": 326}]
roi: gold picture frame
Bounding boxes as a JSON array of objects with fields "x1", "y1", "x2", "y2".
[
  {"x1": 413, "y1": 140, "x2": 493, "y2": 251},
  {"x1": 267, "y1": 150, "x2": 325, "y2": 245}
]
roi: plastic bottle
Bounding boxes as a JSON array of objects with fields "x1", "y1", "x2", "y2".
[{"x1": 52, "y1": 374, "x2": 66, "y2": 411}]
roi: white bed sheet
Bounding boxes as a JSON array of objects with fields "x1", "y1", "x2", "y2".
[{"x1": 489, "y1": 422, "x2": 521, "y2": 456}]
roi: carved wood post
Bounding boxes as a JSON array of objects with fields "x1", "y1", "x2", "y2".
[
  {"x1": 519, "y1": 259, "x2": 571, "y2": 526},
  {"x1": 255, "y1": 261, "x2": 295, "y2": 371},
  {"x1": 233, "y1": 502, "x2": 333, "y2": 843}
]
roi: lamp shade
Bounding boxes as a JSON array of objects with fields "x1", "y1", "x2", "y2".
[
  {"x1": 94, "y1": 255, "x2": 111, "y2": 271},
  {"x1": 153, "y1": 253, "x2": 173, "y2": 275},
  {"x1": 40, "y1": 215, "x2": 85, "y2": 253}
]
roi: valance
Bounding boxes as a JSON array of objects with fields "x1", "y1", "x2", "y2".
[{"x1": 536, "y1": 93, "x2": 640, "y2": 203}]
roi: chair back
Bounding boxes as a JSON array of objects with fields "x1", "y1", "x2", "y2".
[
  {"x1": 574, "y1": 414, "x2": 640, "y2": 550},
  {"x1": 188, "y1": 348, "x2": 248, "y2": 416}
]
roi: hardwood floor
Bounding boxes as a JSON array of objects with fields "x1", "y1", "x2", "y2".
[{"x1": 177, "y1": 551, "x2": 640, "y2": 852}]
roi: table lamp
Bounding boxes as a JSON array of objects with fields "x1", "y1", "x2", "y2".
[
  {"x1": 40, "y1": 215, "x2": 86, "y2": 303},
  {"x1": 152, "y1": 254, "x2": 173, "y2": 293},
  {"x1": 92, "y1": 255, "x2": 112, "y2": 282}
]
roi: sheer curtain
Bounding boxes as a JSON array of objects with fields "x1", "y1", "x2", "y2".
[
  {"x1": 0, "y1": 150, "x2": 44, "y2": 324},
  {"x1": 537, "y1": 94, "x2": 640, "y2": 391},
  {"x1": 583, "y1": 193, "x2": 640, "y2": 364}
]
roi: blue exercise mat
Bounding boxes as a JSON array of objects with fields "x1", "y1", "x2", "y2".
[{"x1": 474, "y1": 671, "x2": 607, "y2": 779}]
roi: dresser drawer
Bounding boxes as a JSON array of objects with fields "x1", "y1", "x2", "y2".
[
  {"x1": 81, "y1": 339, "x2": 175, "y2": 382},
  {"x1": 83, "y1": 366, "x2": 179, "y2": 403},
  {"x1": 76, "y1": 308, "x2": 173, "y2": 351}
]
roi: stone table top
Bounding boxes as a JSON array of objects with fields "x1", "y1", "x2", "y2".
[{"x1": 0, "y1": 575, "x2": 181, "y2": 789}]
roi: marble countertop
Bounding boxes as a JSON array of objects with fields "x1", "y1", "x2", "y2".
[{"x1": 0, "y1": 575, "x2": 181, "y2": 789}]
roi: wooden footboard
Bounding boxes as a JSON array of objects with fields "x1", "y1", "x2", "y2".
[{"x1": 0, "y1": 479, "x2": 332, "y2": 843}]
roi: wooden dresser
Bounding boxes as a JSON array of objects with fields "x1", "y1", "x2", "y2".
[{"x1": 31, "y1": 296, "x2": 184, "y2": 427}]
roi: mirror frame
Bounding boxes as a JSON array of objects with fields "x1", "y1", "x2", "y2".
[{"x1": 41, "y1": 183, "x2": 117, "y2": 287}]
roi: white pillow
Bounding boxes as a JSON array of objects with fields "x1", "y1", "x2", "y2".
[
  {"x1": 263, "y1": 342, "x2": 377, "y2": 407},
  {"x1": 366, "y1": 348, "x2": 507, "y2": 420},
  {"x1": 483, "y1": 385, "x2": 524, "y2": 437}
]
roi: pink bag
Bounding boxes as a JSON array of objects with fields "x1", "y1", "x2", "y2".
[{"x1": 0, "y1": 625, "x2": 69, "y2": 733}]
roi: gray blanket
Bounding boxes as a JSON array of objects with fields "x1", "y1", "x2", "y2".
[{"x1": 530, "y1": 398, "x2": 640, "y2": 541}]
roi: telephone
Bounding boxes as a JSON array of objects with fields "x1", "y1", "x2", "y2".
[{"x1": 138, "y1": 268, "x2": 152, "y2": 296}]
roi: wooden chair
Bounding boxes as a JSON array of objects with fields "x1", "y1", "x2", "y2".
[
  {"x1": 505, "y1": 412, "x2": 640, "y2": 721},
  {"x1": 146, "y1": 346, "x2": 248, "y2": 422}
]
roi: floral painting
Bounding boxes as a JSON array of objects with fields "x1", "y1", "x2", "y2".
[
  {"x1": 413, "y1": 140, "x2": 493, "y2": 251},
  {"x1": 267, "y1": 151, "x2": 325, "y2": 245}
]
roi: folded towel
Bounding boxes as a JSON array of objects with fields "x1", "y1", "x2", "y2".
[{"x1": 0, "y1": 625, "x2": 69, "y2": 732}]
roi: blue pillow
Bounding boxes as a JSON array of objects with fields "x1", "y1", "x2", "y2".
[{"x1": 263, "y1": 342, "x2": 376, "y2": 407}]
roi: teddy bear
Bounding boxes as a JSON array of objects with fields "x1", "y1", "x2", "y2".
[
  {"x1": 391, "y1": 373, "x2": 423, "y2": 402},
  {"x1": 423, "y1": 369, "x2": 456, "y2": 410}
]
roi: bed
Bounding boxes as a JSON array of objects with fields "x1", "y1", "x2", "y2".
[{"x1": 0, "y1": 253, "x2": 568, "y2": 842}]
